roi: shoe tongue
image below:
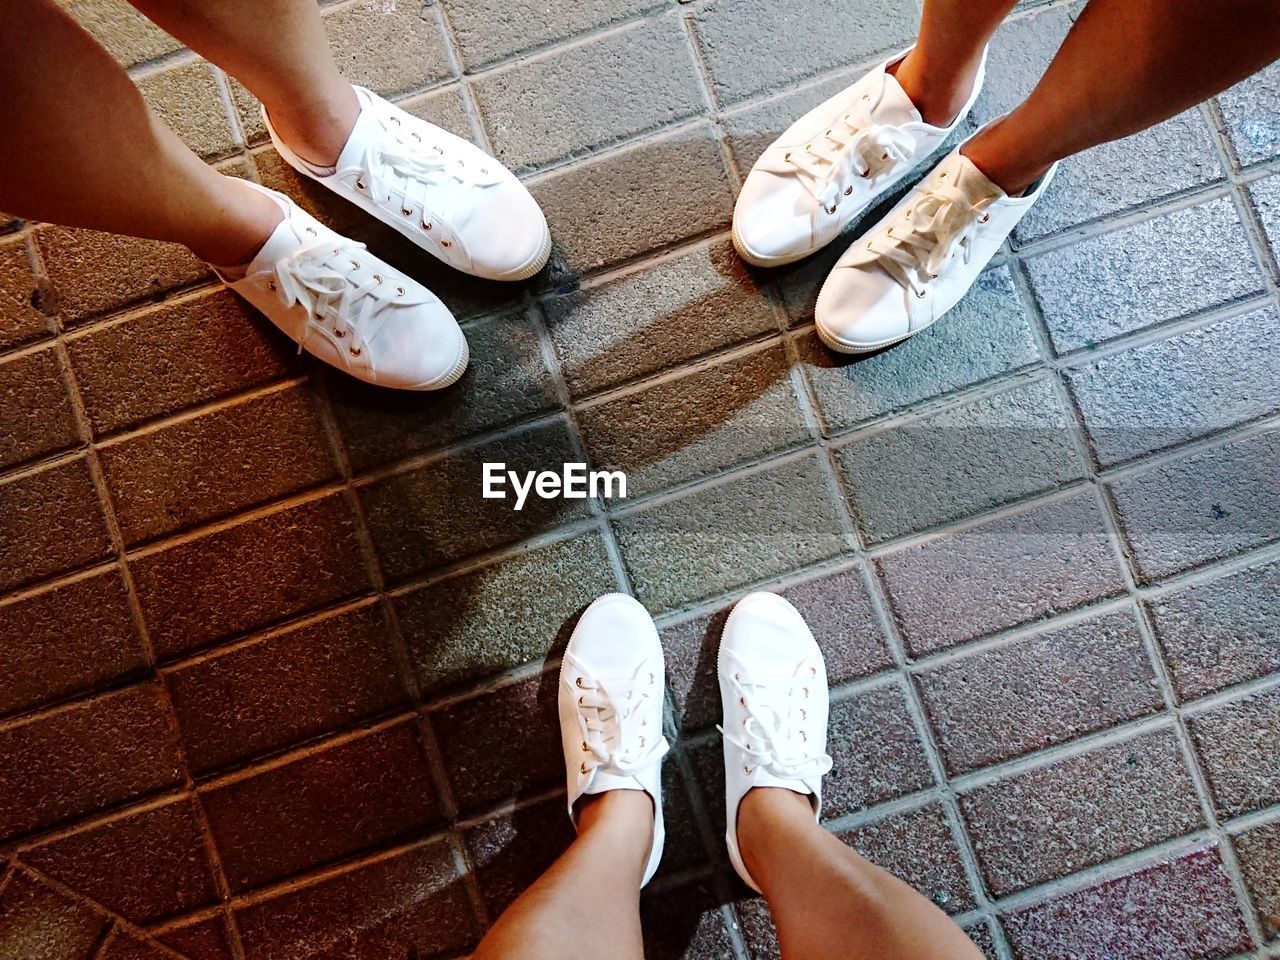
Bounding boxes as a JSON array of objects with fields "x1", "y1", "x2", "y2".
[
  {"x1": 876, "y1": 69, "x2": 923, "y2": 127},
  {"x1": 941, "y1": 151, "x2": 1006, "y2": 205}
]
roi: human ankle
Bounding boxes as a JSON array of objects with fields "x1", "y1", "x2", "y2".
[
  {"x1": 737, "y1": 787, "x2": 814, "y2": 883},
  {"x1": 577, "y1": 790, "x2": 654, "y2": 857},
  {"x1": 890, "y1": 47, "x2": 981, "y2": 127},
  {"x1": 264, "y1": 81, "x2": 360, "y2": 169},
  {"x1": 960, "y1": 115, "x2": 1052, "y2": 196},
  {"x1": 194, "y1": 176, "x2": 284, "y2": 269}
]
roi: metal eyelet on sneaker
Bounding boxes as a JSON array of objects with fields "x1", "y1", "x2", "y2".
[
  {"x1": 411, "y1": 132, "x2": 422, "y2": 142},
  {"x1": 581, "y1": 762, "x2": 590, "y2": 774},
  {"x1": 351, "y1": 260, "x2": 361, "y2": 270},
  {"x1": 424, "y1": 222, "x2": 433, "y2": 231},
  {"x1": 350, "y1": 346, "x2": 362, "y2": 357},
  {"x1": 389, "y1": 115, "x2": 401, "y2": 125},
  {"x1": 481, "y1": 167, "x2": 489, "y2": 175},
  {"x1": 402, "y1": 207, "x2": 413, "y2": 217},
  {"x1": 800, "y1": 708, "x2": 807, "y2": 719},
  {"x1": 886, "y1": 227, "x2": 894, "y2": 238},
  {"x1": 743, "y1": 765, "x2": 752, "y2": 774},
  {"x1": 582, "y1": 741, "x2": 589, "y2": 752},
  {"x1": 826, "y1": 202, "x2": 838, "y2": 214},
  {"x1": 860, "y1": 170, "x2": 871, "y2": 179},
  {"x1": 639, "y1": 736, "x2": 646, "y2": 747},
  {"x1": 334, "y1": 329, "x2": 346, "y2": 339},
  {"x1": 441, "y1": 240, "x2": 452, "y2": 248},
  {"x1": 356, "y1": 178, "x2": 366, "y2": 190},
  {"x1": 915, "y1": 288, "x2": 927, "y2": 298},
  {"x1": 267, "y1": 280, "x2": 277, "y2": 291},
  {"x1": 372, "y1": 274, "x2": 383, "y2": 283},
  {"x1": 396, "y1": 286, "x2": 405, "y2": 296},
  {"x1": 939, "y1": 172, "x2": 948, "y2": 180},
  {"x1": 576, "y1": 676, "x2": 585, "y2": 687},
  {"x1": 305, "y1": 227, "x2": 318, "y2": 235},
  {"x1": 880, "y1": 152, "x2": 889, "y2": 161},
  {"x1": 784, "y1": 151, "x2": 792, "y2": 162},
  {"x1": 739, "y1": 697, "x2": 746, "y2": 707},
  {"x1": 809, "y1": 667, "x2": 817, "y2": 678},
  {"x1": 980, "y1": 213, "x2": 990, "y2": 223},
  {"x1": 800, "y1": 730, "x2": 808, "y2": 742},
  {"x1": 844, "y1": 185, "x2": 853, "y2": 196},
  {"x1": 802, "y1": 687, "x2": 810, "y2": 698}
]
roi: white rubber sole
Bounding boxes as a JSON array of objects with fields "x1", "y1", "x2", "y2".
[
  {"x1": 731, "y1": 219, "x2": 820, "y2": 269},
  {"x1": 480, "y1": 224, "x2": 552, "y2": 282},
  {"x1": 814, "y1": 318, "x2": 916, "y2": 355},
  {"x1": 415, "y1": 336, "x2": 470, "y2": 391}
]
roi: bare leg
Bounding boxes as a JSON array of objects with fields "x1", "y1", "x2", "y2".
[
  {"x1": 739, "y1": 789, "x2": 985, "y2": 960},
  {"x1": 126, "y1": 0, "x2": 359, "y2": 167},
  {"x1": 893, "y1": 0, "x2": 1019, "y2": 126},
  {"x1": 0, "y1": 0, "x2": 281, "y2": 266},
  {"x1": 963, "y1": 0, "x2": 1280, "y2": 193},
  {"x1": 471, "y1": 792, "x2": 651, "y2": 960}
]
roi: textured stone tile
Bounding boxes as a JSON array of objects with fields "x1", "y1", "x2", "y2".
[
  {"x1": 67, "y1": 289, "x2": 301, "y2": 435},
  {"x1": 542, "y1": 239, "x2": 777, "y2": 397},
  {"x1": 1002, "y1": 845, "x2": 1251, "y2": 960},
  {"x1": 823, "y1": 682, "x2": 934, "y2": 819},
  {"x1": 797, "y1": 266, "x2": 1040, "y2": 433},
  {"x1": 973, "y1": 7, "x2": 1223, "y2": 241},
  {"x1": 136, "y1": 63, "x2": 236, "y2": 160},
  {"x1": 1233, "y1": 818, "x2": 1280, "y2": 940},
  {"x1": 0, "y1": 569, "x2": 144, "y2": 720},
  {"x1": 324, "y1": 0, "x2": 454, "y2": 96},
  {"x1": 0, "y1": 456, "x2": 112, "y2": 594},
  {"x1": 690, "y1": 0, "x2": 916, "y2": 106},
  {"x1": 431, "y1": 674, "x2": 562, "y2": 812},
  {"x1": 463, "y1": 795, "x2": 575, "y2": 918},
  {"x1": 877, "y1": 491, "x2": 1124, "y2": 656},
  {"x1": 99, "y1": 384, "x2": 337, "y2": 545},
  {"x1": 443, "y1": 0, "x2": 662, "y2": 67},
  {"x1": 151, "y1": 915, "x2": 233, "y2": 960},
  {"x1": 397, "y1": 83, "x2": 476, "y2": 141},
  {"x1": 167, "y1": 603, "x2": 409, "y2": 772},
  {"x1": 130, "y1": 493, "x2": 371, "y2": 660},
  {"x1": 835, "y1": 802, "x2": 976, "y2": 914},
  {"x1": 836, "y1": 377, "x2": 1082, "y2": 544},
  {"x1": 641, "y1": 879, "x2": 737, "y2": 960},
  {"x1": 1025, "y1": 196, "x2": 1262, "y2": 353},
  {"x1": 361, "y1": 418, "x2": 587, "y2": 582},
  {"x1": 396, "y1": 531, "x2": 617, "y2": 696},
  {"x1": 579, "y1": 344, "x2": 810, "y2": 497},
  {"x1": 614, "y1": 452, "x2": 848, "y2": 613},
  {"x1": 58, "y1": 0, "x2": 184, "y2": 67},
  {"x1": 1147, "y1": 558, "x2": 1280, "y2": 701},
  {"x1": 0, "y1": 683, "x2": 183, "y2": 842},
  {"x1": 963, "y1": 919, "x2": 1001, "y2": 960},
  {"x1": 959, "y1": 730, "x2": 1203, "y2": 895},
  {"x1": 473, "y1": 16, "x2": 703, "y2": 171},
  {"x1": 918, "y1": 608, "x2": 1162, "y2": 775},
  {"x1": 661, "y1": 565, "x2": 892, "y2": 733},
  {"x1": 533, "y1": 122, "x2": 737, "y2": 283},
  {"x1": 328, "y1": 309, "x2": 558, "y2": 472},
  {"x1": 1067, "y1": 307, "x2": 1280, "y2": 466},
  {"x1": 735, "y1": 896, "x2": 779, "y2": 959},
  {"x1": 36, "y1": 227, "x2": 210, "y2": 328},
  {"x1": 99, "y1": 931, "x2": 173, "y2": 960},
  {"x1": 1219, "y1": 61, "x2": 1280, "y2": 167},
  {"x1": 0, "y1": 236, "x2": 51, "y2": 350},
  {"x1": 234, "y1": 839, "x2": 477, "y2": 960},
  {"x1": 1107, "y1": 427, "x2": 1280, "y2": 583},
  {"x1": 1250, "y1": 173, "x2": 1280, "y2": 255},
  {"x1": 1187, "y1": 685, "x2": 1280, "y2": 818},
  {"x1": 203, "y1": 720, "x2": 442, "y2": 891},
  {"x1": 0, "y1": 870, "x2": 106, "y2": 960},
  {"x1": 0, "y1": 345, "x2": 79, "y2": 469},
  {"x1": 24, "y1": 797, "x2": 217, "y2": 924}
]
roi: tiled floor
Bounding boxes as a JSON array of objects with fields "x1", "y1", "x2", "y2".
[{"x1": 1, "y1": 0, "x2": 1279, "y2": 957}]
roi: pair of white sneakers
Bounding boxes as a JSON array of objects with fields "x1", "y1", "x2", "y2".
[
  {"x1": 215, "y1": 85, "x2": 551, "y2": 390},
  {"x1": 733, "y1": 47, "x2": 1058, "y2": 353},
  {"x1": 559, "y1": 592, "x2": 832, "y2": 890}
]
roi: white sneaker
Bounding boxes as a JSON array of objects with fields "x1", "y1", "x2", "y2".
[
  {"x1": 217, "y1": 181, "x2": 468, "y2": 390},
  {"x1": 732, "y1": 47, "x2": 986, "y2": 268},
  {"x1": 815, "y1": 142, "x2": 1058, "y2": 353},
  {"x1": 265, "y1": 85, "x2": 551, "y2": 282},
  {"x1": 558, "y1": 593, "x2": 670, "y2": 887},
  {"x1": 719, "y1": 592, "x2": 832, "y2": 893}
]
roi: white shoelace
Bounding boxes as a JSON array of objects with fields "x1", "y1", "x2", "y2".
[
  {"x1": 867, "y1": 181, "x2": 991, "y2": 297},
  {"x1": 359, "y1": 129, "x2": 481, "y2": 230},
  {"x1": 269, "y1": 235, "x2": 401, "y2": 359},
  {"x1": 718, "y1": 664, "x2": 832, "y2": 781},
  {"x1": 574, "y1": 668, "x2": 668, "y2": 778}
]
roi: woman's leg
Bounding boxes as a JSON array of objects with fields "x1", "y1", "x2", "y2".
[
  {"x1": 893, "y1": 0, "x2": 1020, "y2": 126},
  {"x1": 738, "y1": 788, "x2": 985, "y2": 960},
  {"x1": 123, "y1": 0, "x2": 359, "y2": 168},
  {"x1": 470, "y1": 785, "x2": 651, "y2": 959},
  {"x1": 963, "y1": 0, "x2": 1280, "y2": 194},
  {"x1": 0, "y1": 0, "x2": 281, "y2": 266}
]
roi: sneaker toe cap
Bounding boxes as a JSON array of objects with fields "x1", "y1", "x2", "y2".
[
  {"x1": 733, "y1": 174, "x2": 815, "y2": 264},
  {"x1": 376, "y1": 301, "x2": 469, "y2": 390},
  {"x1": 815, "y1": 263, "x2": 911, "y2": 351},
  {"x1": 723, "y1": 592, "x2": 819, "y2": 665},
  {"x1": 569, "y1": 594, "x2": 660, "y2": 671},
  {"x1": 458, "y1": 180, "x2": 550, "y2": 280}
]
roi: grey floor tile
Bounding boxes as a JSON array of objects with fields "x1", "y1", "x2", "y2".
[
  {"x1": 1187, "y1": 685, "x2": 1280, "y2": 818},
  {"x1": 1107, "y1": 426, "x2": 1280, "y2": 583},
  {"x1": 876, "y1": 490, "x2": 1125, "y2": 656},
  {"x1": 797, "y1": 266, "x2": 1041, "y2": 435},
  {"x1": 1218, "y1": 61, "x2": 1280, "y2": 167},
  {"x1": 613, "y1": 452, "x2": 849, "y2": 613},
  {"x1": 578, "y1": 344, "x2": 810, "y2": 498},
  {"x1": 1024, "y1": 195, "x2": 1263, "y2": 354},
  {"x1": 1250, "y1": 173, "x2": 1280, "y2": 254},
  {"x1": 1232, "y1": 818, "x2": 1280, "y2": 940},
  {"x1": 641, "y1": 878, "x2": 738, "y2": 960},
  {"x1": 835, "y1": 377, "x2": 1082, "y2": 544}
]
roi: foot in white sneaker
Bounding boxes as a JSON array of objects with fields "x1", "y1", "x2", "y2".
[
  {"x1": 815, "y1": 139, "x2": 1058, "y2": 353},
  {"x1": 215, "y1": 181, "x2": 468, "y2": 390},
  {"x1": 731, "y1": 46, "x2": 986, "y2": 268},
  {"x1": 265, "y1": 85, "x2": 551, "y2": 282},
  {"x1": 719, "y1": 592, "x2": 832, "y2": 892},
  {"x1": 559, "y1": 593, "x2": 670, "y2": 887}
]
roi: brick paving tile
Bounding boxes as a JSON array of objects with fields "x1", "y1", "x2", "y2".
[
  {"x1": 23, "y1": 796, "x2": 218, "y2": 924},
  {"x1": 202, "y1": 720, "x2": 443, "y2": 892},
  {"x1": 916, "y1": 607, "x2": 1163, "y2": 774},
  {"x1": 97, "y1": 930, "x2": 174, "y2": 960},
  {"x1": 958, "y1": 729, "x2": 1204, "y2": 896},
  {"x1": 0, "y1": 869, "x2": 107, "y2": 960},
  {"x1": 0, "y1": 344, "x2": 80, "y2": 470},
  {"x1": 1219, "y1": 61, "x2": 1280, "y2": 166},
  {"x1": 0, "y1": 236, "x2": 49, "y2": 351},
  {"x1": 640, "y1": 878, "x2": 738, "y2": 960},
  {"x1": 962, "y1": 919, "x2": 1001, "y2": 960},
  {"x1": 1002, "y1": 845, "x2": 1252, "y2": 960},
  {"x1": 150, "y1": 914, "x2": 234, "y2": 960},
  {"x1": 1232, "y1": 817, "x2": 1280, "y2": 940},
  {"x1": 1186, "y1": 684, "x2": 1280, "y2": 818},
  {"x1": 59, "y1": 0, "x2": 184, "y2": 68}
]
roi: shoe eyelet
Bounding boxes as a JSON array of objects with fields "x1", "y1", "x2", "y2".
[
  {"x1": 402, "y1": 207, "x2": 413, "y2": 217},
  {"x1": 649, "y1": 672, "x2": 656, "y2": 685},
  {"x1": 349, "y1": 346, "x2": 362, "y2": 357},
  {"x1": 424, "y1": 222, "x2": 433, "y2": 231},
  {"x1": 267, "y1": 280, "x2": 277, "y2": 291},
  {"x1": 334, "y1": 329, "x2": 346, "y2": 339},
  {"x1": 305, "y1": 227, "x2": 318, "y2": 236},
  {"x1": 880, "y1": 152, "x2": 889, "y2": 161},
  {"x1": 826, "y1": 203, "x2": 838, "y2": 214},
  {"x1": 411, "y1": 132, "x2": 422, "y2": 142},
  {"x1": 743, "y1": 765, "x2": 752, "y2": 775},
  {"x1": 734, "y1": 672, "x2": 741, "y2": 682},
  {"x1": 800, "y1": 730, "x2": 808, "y2": 742},
  {"x1": 784, "y1": 151, "x2": 792, "y2": 162},
  {"x1": 372, "y1": 274, "x2": 383, "y2": 283},
  {"x1": 351, "y1": 260, "x2": 361, "y2": 270},
  {"x1": 980, "y1": 213, "x2": 990, "y2": 223},
  {"x1": 939, "y1": 172, "x2": 947, "y2": 180},
  {"x1": 739, "y1": 697, "x2": 746, "y2": 707},
  {"x1": 861, "y1": 94, "x2": 870, "y2": 101},
  {"x1": 441, "y1": 240, "x2": 452, "y2": 248},
  {"x1": 356, "y1": 178, "x2": 366, "y2": 190},
  {"x1": 915, "y1": 288, "x2": 927, "y2": 298},
  {"x1": 581, "y1": 762, "x2": 590, "y2": 774},
  {"x1": 576, "y1": 676, "x2": 585, "y2": 688},
  {"x1": 390, "y1": 115, "x2": 400, "y2": 125},
  {"x1": 803, "y1": 687, "x2": 810, "y2": 698},
  {"x1": 396, "y1": 286, "x2": 405, "y2": 296},
  {"x1": 481, "y1": 167, "x2": 489, "y2": 175},
  {"x1": 639, "y1": 736, "x2": 646, "y2": 747},
  {"x1": 434, "y1": 145, "x2": 444, "y2": 154},
  {"x1": 844, "y1": 185, "x2": 853, "y2": 196},
  {"x1": 885, "y1": 227, "x2": 894, "y2": 238},
  {"x1": 809, "y1": 666, "x2": 817, "y2": 678},
  {"x1": 860, "y1": 170, "x2": 871, "y2": 178},
  {"x1": 582, "y1": 741, "x2": 589, "y2": 752},
  {"x1": 800, "y1": 708, "x2": 807, "y2": 719},
  {"x1": 745, "y1": 742, "x2": 751, "y2": 751},
  {"x1": 930, "y1": 273, "x2": 938, "y2": 279}
]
